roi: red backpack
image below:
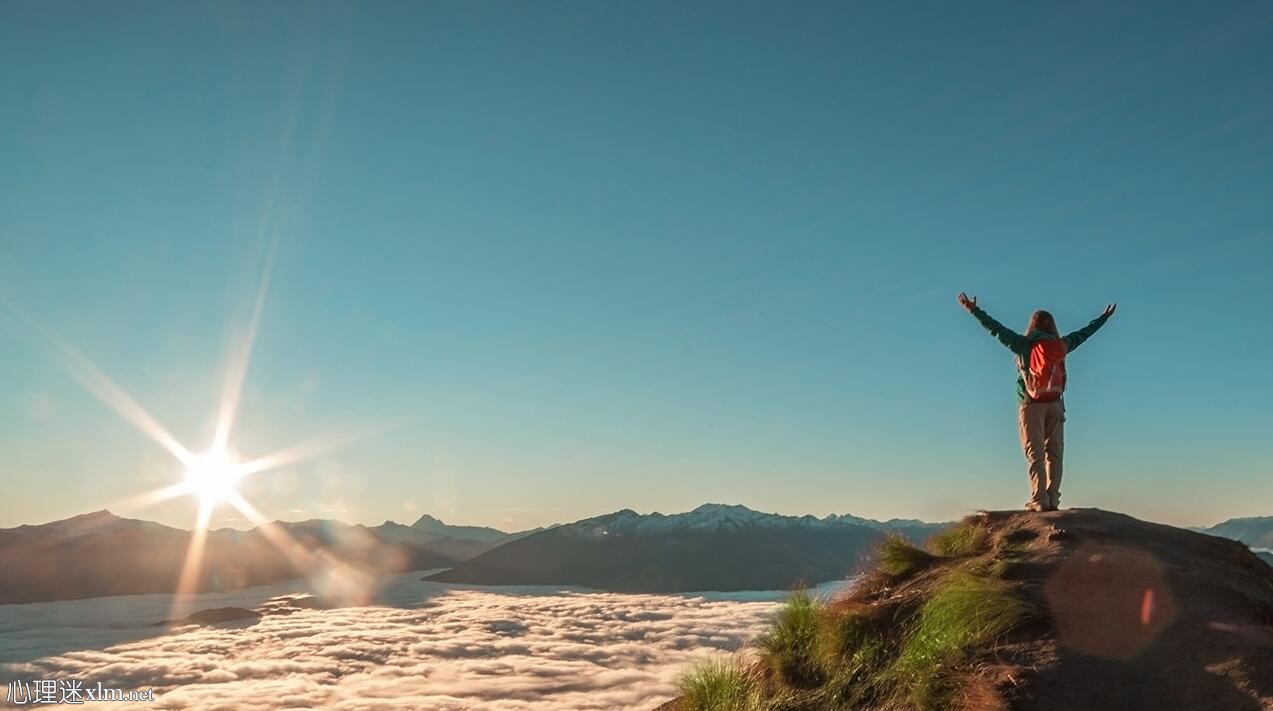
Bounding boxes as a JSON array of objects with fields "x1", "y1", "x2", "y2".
[{"x1": 1023, "y1": 338, "x2": 1067, "y2": 402}]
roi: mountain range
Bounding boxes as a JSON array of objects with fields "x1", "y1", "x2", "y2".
[
  {"x1": 0, "y1": 510, "x2": 519, "y2": 605},
  {"x1": 1, "y1": 506, "x2": 1267, "y2": 604},
  {"x1": 425, "y1": 504, "x2": 944, "y2": 592},
  {"x1": 370, "y1": 514, "x2": 535, "y2": 561}
]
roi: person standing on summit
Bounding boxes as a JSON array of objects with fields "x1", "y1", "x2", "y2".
[{"x1": 957, "y1": 293, "x2": 1116, "y2": 512}]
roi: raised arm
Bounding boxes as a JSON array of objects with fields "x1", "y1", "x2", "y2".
[
  {"x1": 957, "y1": 293, "x2": 1028, "y2": 353},
  {"x1": 1062, "y1": 303, "x2": 1116, "y2": 354}
]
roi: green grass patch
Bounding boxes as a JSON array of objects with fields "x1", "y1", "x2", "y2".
[
  {"x1": 927, "y1": 521, "x2": 991, "y2": 558},
  {"x1": 816, "y1": 609, "x2": 895, "y2": 708},
  {"x1": 679, "y1": 656, "x2": 760, "y2": 711},
  {"x1": 878, "y1": 534, "x2": 936, "y2": 577},
  {"x1": 889, "y1": 571, "x2": 1029, "y2": 709},
  {"x1": 757, "y1": 590, "x2": 826, "y2": 688},
  {"x1": 680, "y1": 527, "x2": 1030, "y2": 711}
]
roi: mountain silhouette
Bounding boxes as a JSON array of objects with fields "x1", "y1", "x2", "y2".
[
  {"x1": 0, "y1": 510, "x2": 514, "y2": 604},
  {"x1": 1198, "y1": 516, "x2": 1273, "y2": 549},
  {"x1": 425, "y1": 504, "x2": 934, "y2": 592}
]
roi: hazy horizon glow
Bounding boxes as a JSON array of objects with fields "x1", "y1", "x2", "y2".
[{"x1": 2, "y1": 1, "x2": 1272, "y2": 532}]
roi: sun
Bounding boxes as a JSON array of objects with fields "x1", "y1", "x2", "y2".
[{"x1": 182, "y1": 447, "x2": 243, "y2": 507}]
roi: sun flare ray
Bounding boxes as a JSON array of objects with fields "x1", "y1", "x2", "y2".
[
  {"x1": 224, "y1": 491, "x2": 318, "y2": 579},
  {"x1": 235, "y1": 430, "x2": 371, "y2": 479},
  {"x1": 225, "y1": 491, "x2": 374, "y2": 605},
  {"x1": 105, "y1": 483, "x2": 193, "y2": 517},
  {"x1": 212, "y1": 245, "x2": 276, "y2": 452},
  {"x1": 0, "y1": 296, "x2": 194, "y2": 466},
  {"x1": 168, "y1": 500, "x2": 214, "y2": 623}
]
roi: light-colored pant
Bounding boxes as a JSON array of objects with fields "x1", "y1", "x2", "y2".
[{"x1": 1019, "y1": 400, "x2": 1065, "y2": 507}]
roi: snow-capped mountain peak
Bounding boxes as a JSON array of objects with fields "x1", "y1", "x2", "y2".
[
  {"x1": 561, "y1": 504, "x2": 948, "y2": 539},
  {"x1": 569, "y1": 504, "x2": 831, "y2": 537}
]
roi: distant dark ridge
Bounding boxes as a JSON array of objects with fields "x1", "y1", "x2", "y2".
[{"x1": 0, "y1": 513, "x2": 462, "y2": 604}]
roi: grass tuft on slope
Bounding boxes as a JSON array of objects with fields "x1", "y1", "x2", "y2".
[
  {"x1": 679, "y1": 656, "x2": 761, "y2": 711},
  {"x1": 927, "y1": 521, "x2": 992, "y2": 558},
  {"x1": 878, "y1": 534, "x2": 936, "y2": 577},
  {"x1": 889, "y1": 571, "x2": 1029, "y2": 709},
  {"x1": 756, "y1": 589, "x2": 826, "y2": 689},
  {"x1": 679, "y1": 523, "x2": 1031, "y2": 711}
]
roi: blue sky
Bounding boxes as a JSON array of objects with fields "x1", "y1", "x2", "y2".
[{"x1": 2, "y1": 1, "x2": 1271, "y2": 531}]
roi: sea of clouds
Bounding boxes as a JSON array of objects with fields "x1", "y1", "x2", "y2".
[{"x1": 1, "y1": 574, "x2": 846, "y2": 710}]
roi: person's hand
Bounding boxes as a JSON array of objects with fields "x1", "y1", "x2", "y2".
[
  {"x1": 1102, "y1": 303, "x2": 1117, "y2": 319},
  {"x1": 957, "y1": 292, "x2": 977, "y2": 312}
]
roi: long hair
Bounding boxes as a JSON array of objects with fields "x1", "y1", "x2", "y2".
[{"x1": 1028, "y1": 310, "x2": 1060, "y2": 337}]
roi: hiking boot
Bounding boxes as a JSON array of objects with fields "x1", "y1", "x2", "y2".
[
  {"x1": 1024, "y1": 501, "x2": 1045, "y2": 512},
  {"x1": 1047, "y1": 492, "x2": 1061, "y2": 511}
]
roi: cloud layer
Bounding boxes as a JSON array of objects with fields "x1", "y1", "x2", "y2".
[{"x1": 4, "y1": 587, "x2": 778, "y2": 710}]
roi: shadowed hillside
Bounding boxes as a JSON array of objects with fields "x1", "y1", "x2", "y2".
[{"x1": 662, "y1": 509, "x2": 1273, "y2": 711}]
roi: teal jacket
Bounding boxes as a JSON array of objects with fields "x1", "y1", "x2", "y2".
[{"x1": 969, "y1": 306, "x2": 1111, "y2": 404}]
